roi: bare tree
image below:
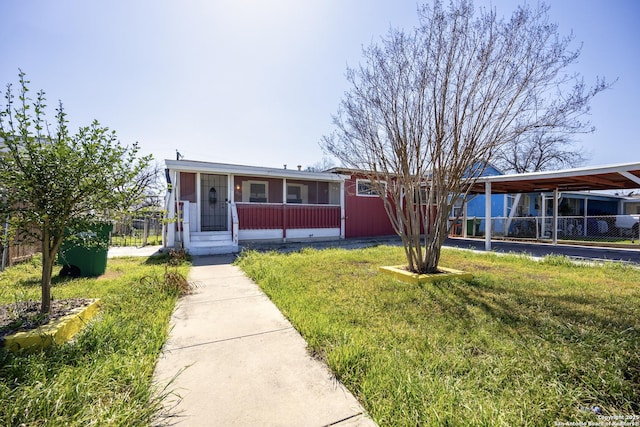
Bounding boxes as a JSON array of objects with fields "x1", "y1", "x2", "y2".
[
  {"x1": 305, "y1": 157, "x2": 337, "y2": 172},
  {"x1": 493, "y1": 129, "x2": 589, "y2": 173},
  {"x1": 132, "y1": 161, "x2": 164, "y2": 209},
  {"x1": 323, "y1": 0, "x2": 608, "y2": 273}
]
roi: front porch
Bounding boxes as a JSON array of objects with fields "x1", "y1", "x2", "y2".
[{"x1": 163, "y1": 160, "x2": 346, "y2": 255}]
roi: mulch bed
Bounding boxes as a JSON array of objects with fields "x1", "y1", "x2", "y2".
[{"x1": 0, "y1": 298, "x2": 92, "y2": 338}]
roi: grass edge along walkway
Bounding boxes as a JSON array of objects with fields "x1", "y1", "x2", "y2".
[{"x1": 236, "y1": 246, "x2": 640, "y2": 427}]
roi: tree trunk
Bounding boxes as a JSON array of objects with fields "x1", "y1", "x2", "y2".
[
  {"x1": 40, "y1": 230, "x2": 63, "y2": 314},
  {"x1": 40, "y1": 234, "x2": 52, "y2": 314}
]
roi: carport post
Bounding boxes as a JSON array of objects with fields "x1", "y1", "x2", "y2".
[{"x1": 485, "y1": 181, "x2": 492, "y2": 251}]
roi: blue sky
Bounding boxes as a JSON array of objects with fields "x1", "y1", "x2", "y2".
[{"x1": 1, "y1": 0, "x2": 638, "y2": 170}]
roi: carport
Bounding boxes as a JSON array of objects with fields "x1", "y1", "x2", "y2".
[{"x1": 470, "y1": 162, "x2": 640, "y2": 250}]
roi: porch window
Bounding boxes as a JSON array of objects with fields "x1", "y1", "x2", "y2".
[
  {"x1": 328, "y1": 182, "x2": 340, "y2": 205},
  {"x1": 287, "y1": 184, "x2": 308, "y2": 204},
  {"x1": 357, "y1": 179, "x2": 386, "y2": 197},
  {"x1": 241, "y1": 180, "x2": 269, "y2": 203}
]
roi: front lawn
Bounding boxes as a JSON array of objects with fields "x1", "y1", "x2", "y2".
[
  {"x1": 236, "y1": 246, "x2": 640, "y2": 426},
  {"x1": 0, "y1": 254, "x2": 189, "y2": 426}
]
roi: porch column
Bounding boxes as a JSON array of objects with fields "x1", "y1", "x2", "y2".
[
  {"x1": 175, "y1": 171, "x2": 182, "y2": 246},
  {"x1": 553, "y1": 188, "x2": 559, "y2": 245},
  {"x1": 165, "y1": 170, "x2": 176, "y2": 248},
  {"x1": 462, "y1": 197, "x2": 468, "y2": 238},
  {"x1": 340, "y1": 180, "x2": 346, "y2": 239},
  {"x1": 541, "y1": 193, "x2": 546, "y2": 238},
  {"x1": 282, "y1": 179, "x2": 287, "y2": 242},
  {"x1": 485, "y1": 181, "x2": 492, "y2": 251},
  {"x1": 195, "y1": 172, "x2": 201, "y2": 233}
]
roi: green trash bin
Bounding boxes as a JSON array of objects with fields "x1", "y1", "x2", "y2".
[
  {"x1": 466, "y1": 218, "x2": 481, "y2": 236},
  {"x1": 58, "y1": 223, "x2": 112, "y2": 277}
]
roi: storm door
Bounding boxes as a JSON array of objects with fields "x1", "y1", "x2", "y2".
[{"x1": 200, "y1": 174, "x2": 228, "y2": 231}]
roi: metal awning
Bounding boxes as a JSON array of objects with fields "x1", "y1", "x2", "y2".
[
  {"x1": 470, "y1": 162, "x2": 640, "y2": 194},
  {"x1": 469, "y1": 162, "x2": 640, "y2": 251}
]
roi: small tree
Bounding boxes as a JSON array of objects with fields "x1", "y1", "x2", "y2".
[
  {"x1": 0, "y1": 71, "x2": 151, "y2": 313},
  {"x1": 323, "y1": 0, "x2": 608, "y2": 273}
]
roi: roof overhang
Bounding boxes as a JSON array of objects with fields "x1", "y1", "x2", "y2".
[
  {"x1": 469, "y1": 162, "x2": 640, "y2": 194},
  {"x1": 164, "y1": 159, "x2": 346, "y2": 182}
]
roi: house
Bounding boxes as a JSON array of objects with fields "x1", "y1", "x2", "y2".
[
  {"x1": 163, "y1": 160, "x2": 347, "y2": 255},
  {"x1": 162, "y1": 160, "x2": 406, "y2": 255},
  {"x1": 163, "y1": 159, "x2": 640, "y2": 254}
]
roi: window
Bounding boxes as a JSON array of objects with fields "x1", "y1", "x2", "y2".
[
  {"x1": 250, "y1": 183, "x2": 267, "y2": 202},
  {"x1": 449, "y1": 196, "x2": 464, "y2": 217},
  {"x1": 356, "y1": 179, "x2": 385, "y2": 197},
  {"x1": 241, "y1": 180, "x2": 269, "y2": 203},
  {"x1": 286, "y1": 183, "x2": 308, "y2": 204}
]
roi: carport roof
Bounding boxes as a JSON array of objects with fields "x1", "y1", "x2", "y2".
[{"x1": 470, "y1": 162, "x2": 640, "y2": 194}]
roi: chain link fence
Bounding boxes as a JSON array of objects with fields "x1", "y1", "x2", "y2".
[
  {"x1": 451, "y1": 214, "x2": 640, "y2": 246},
  {"x1": 110, "y1": 211, "x2": 164, "y2": 247}
]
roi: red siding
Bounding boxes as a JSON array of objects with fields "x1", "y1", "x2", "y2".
[{"x1": 344, "y1": 176, "x2": 396, "y2": 238}]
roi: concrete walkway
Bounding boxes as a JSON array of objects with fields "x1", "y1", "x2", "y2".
[{"x1": 152, "y1": 255, "x2": 376, "y2": 427}]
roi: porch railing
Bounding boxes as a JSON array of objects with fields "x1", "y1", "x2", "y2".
[{"x1": 236, "y1": 203, "x2": 340, "y2": 230}]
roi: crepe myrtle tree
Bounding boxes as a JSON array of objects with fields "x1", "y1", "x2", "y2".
[
  {"x1": 323, "y1": 0, "x2": 608, "y2": 274},
  {"x1": 0, "y1": 71, "x2": 151, "y2": 314}
]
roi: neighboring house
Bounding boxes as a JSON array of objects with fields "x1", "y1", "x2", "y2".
[{"x1": 460, "y1": 185, "x2": 633, "y2": 239}]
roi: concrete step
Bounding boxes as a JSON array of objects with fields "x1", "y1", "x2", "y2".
[
  {"x1": 188, "y1": 232, "x2": 238, "y2": 255},
  {"x1": 187, "y1": 244, "x2": 238, "y2": 256},
  {"x1": 190, "y1": 232, "x2": 232, "y2": 242}
]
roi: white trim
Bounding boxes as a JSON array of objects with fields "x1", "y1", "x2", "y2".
[
  {"x1": 286, "y1": 228, "x2": 341, "y2": 239},
  {"x1": 165, "y1": 159, "x2": 345, "y2": 182},
  {"x1": 477, "y1": 161, "x2": 640, "y2": 184},
  {"x1": 238, "y1": 229, "x2": 283, "y2": 241},
  {"x1": 195, "y1": 172, "x2": 201, "y2": 232},
  {"x1": 620, "y1": 171, "x2": 640, "y2": 186}
]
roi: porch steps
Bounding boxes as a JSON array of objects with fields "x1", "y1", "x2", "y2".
[{"x1": 188, "y1": 232, "x2": 238, "y2": 255}]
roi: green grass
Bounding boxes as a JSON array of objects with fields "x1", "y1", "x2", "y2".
[
  {"x1": 0, "y1": 254, "x2": 189, "y2": 426},
  {"x1": 557, "y1": 236, "x2": 640, "y2": 245},
  {"x1": 236, "y1": 246, "x2": 640, "y2": 427}
]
